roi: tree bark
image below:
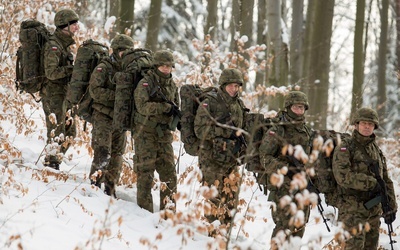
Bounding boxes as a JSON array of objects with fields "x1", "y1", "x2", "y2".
[
  {"x1": 145, "y1": 0, "x2": 162, "y2": 51},
  {"x1": 377, "y1": 0, "x2": 388, "y2": 122},
  {"x1": 118, "y1": 0, "x2": 135, "y2": 35}
]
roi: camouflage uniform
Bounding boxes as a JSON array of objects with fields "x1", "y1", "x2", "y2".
[
  {"x1": 89, "y1": 34, "x2": 134, "y2": 196},
  {"x1": 194, "y1": 68, "x2": 248, "y2": 225},
  {"x1": 41, "y1": 9, "x2": 79, "y2": 169},
  {"x1": 259, "y1": 91, "x2": 312, "y2": 242},
  {"x1": 332, "y1": 108, "x2": 397, "y2": 249},
  {"x1": 133, "y1": 50, "x2": 179, "y2": 213}
]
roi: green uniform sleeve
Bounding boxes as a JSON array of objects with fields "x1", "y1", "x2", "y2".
[
  {"x1": 44, "y1": 42, "x2": 72, "y2": 81},
  {"x1": 194, "y1": 98, "x2": 231, "y2": 140},
  {"x1": 89, "y1": 63, "x2": 115, "y2": 102},
  {"x1": 259, "y1": 127, "x2": 286, "y2": 176},
  {"x1": 134, "y1": 80, "x2": 170, "y2": 115},
  {"x1": 382, "y1": 156, "x2": 398, "y2": 211},
  {"x1": 332, "y1": 140, "x2": 376, "y2": 191}
]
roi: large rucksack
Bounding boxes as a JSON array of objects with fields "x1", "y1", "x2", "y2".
[
  {"x1": 113, "y1": 48, "x2": 154, "y2": 131},
  {"x1": 15, "y1": 19, "x2": 50, "y2": 98},
  {"x1": 67, "y1": 39, "x2": 109, "y2": 123},
  {"x1": 179, "y1": 84, "x2": 219, "y2": 156},
  {"x1": 312, "y1": 130, "x2": 352, "y2": 206}
]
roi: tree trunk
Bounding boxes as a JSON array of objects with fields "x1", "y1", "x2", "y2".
[
  {"x1": 230, "y1": 0, "x2": 240, "y2": 52},
  {"x1": 290, "y1": 0, "x2": 304, "y2": 86},
  {"x1": 145, "y1": 0, "x2": 162, "y2": 51},
  {"x1": 351, "y1": 0, "x2": 365, "y2": 118},
  {"x1": 305, "y1": 0, "x2": 334, "y2": 129},
  {"x1": 205, "y1": 0, "x2": 218, "y2": 40},
  {"x1": 118, "y1": 0, "x2": 135, "y2": 35},
  {"x1": 377, "y1": 0, "x2": 388, "y2": 122},
  {"x1": 267, "y1": 0, "x2": 288, "y2": 111},
  {"x1": 255, "y1": 0, "x2": 267, "y2": 89},
  {"x1": 239, "y1": 0, "x2": 254, "y2": 90}
]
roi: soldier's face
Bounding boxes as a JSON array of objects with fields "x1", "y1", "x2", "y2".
[
  {"x1": 290, "y1": 104, "x2": 305, "y2": 116},
  {"x1": 63, "y1": 22, "x2": 79, "y2": 35},
  {"x1": 157, "y1": 64, "x2": 172, "y2": 75},
  {"x1": 225, "y1": 83, "x2": 240, "y2": 97},
  {"x1": 356, "y1": 121, "x2": 375, "y2": 136}
]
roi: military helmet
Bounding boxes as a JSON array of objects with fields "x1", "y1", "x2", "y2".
[
  {"x1": 352, "y1": 107, "x2": 379, "y2": 129},
  {"x1": 284, "y1": 91, "x2": 309, "y2": 110},
  {"x1": 218, "y1": 68, "x2": 244, "y2": 86},
  {"x1": 153, "y1": 50, "x2": 174, "y2": 67},
  {"x1": 54, "y1": 9, "x2": 79, "y2": 28},
  {"x1": 111, "y1": 34, "x2": 134, "y2": 50}
]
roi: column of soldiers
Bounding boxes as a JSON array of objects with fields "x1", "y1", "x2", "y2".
[{"x1": 42, "y1": 8, "x2": 397, "y2": 249}]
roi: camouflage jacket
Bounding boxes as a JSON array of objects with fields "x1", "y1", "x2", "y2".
[
  {"x1": 89, "y1": 56, "x2": 121, "y2": 118},
  {"x1": 332, "y1": 130, "x2": 397, "y2": 210},
  {"x1": 42, "y1": 29, "x2": 75, "y2": 96},
  {"x1": 259, "y1": 111, "x2": 313, "y2": 189},
  {"x1": 194, "y1": 87, "x2": 247, "y2": 163},
  {"x1": 133, "y1": 69, "x2": 179, "y2": 135}
]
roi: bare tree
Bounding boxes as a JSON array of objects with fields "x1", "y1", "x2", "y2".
[
  {"x1": 377, "y1": 0, "x2": 389, "y2": 122},
  {"x1": 290, "y1": 0, "x2": 304, "y2": 86},
  {"x1": 205, "y1": 0, "x2": 218, "y2": 40},
  {"x1": 304, "y1": 0, "x2": 335, "y2": 129},
  {"x1": 118, "y1": 0, "x2": 135, "y2": 35},
  {"x1": 267, "y1": 0, "x2": 289, "y2": 111},
  {"x1": 145, "y1": 0, "x2": 162, "y2": 51},
  {"x1": 351, "y1": 0, "x2": 366, "y2": 118},
  {"x1": 230, "y1": 0, "x2": 240, "y2": 52},
  {"x1": 255, "y1": 0, "x2": 267, "y2": 88}
]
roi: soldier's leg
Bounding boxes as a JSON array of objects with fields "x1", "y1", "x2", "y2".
[
  {"x1": 364, "y1": 214, "x2": 380, "y2": 250},
  {"x1": 135, "y1": 136, "x2": 157, "y2": 213},
  {"x1": 62, "y1": 101, "x2": 77, "y2": 154},
  {"x1": 90, "y1": 111, "x2": 112, "y2": 186},
  {"x1": 156, "y1": 142, "x2": 177, "y2": 211},
  {"x1": 104, "y1": 129, "x2": 127, "y2": 196},
  {"x1": 340, "y1": 212, "x2": 367, "y2": 250}
]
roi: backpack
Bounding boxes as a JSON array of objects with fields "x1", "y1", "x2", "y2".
[
  {"x1": 67, "y1": 39, "x2": 109, "y2": 123},
  {"x1": 179, "y1": 84, "x2": 219, "y2": 156},
  {"x1": 312, "y1": 130, "x2": 352, "y2": 206},
  {"x1": 113, "y1": 48, "x2": 154, "y2": 131},
  {"x1": 15, "y1": 19, "x2": 50, "y2": 98}
]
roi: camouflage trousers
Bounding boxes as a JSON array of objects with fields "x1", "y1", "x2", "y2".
[
  {"x1": 199, "y1": 156, "x2": 240, "y2": 225},
  {"x1": 133, "y1": 132, "x2": 177, "y2": 213},
  {"x1": 338, "y1": 196, "x2": 381, "y2": 250},
  {"x1": 41, "y1": 91, "x2": 76, "y2": 163},
  {"x1": 268, "y1": 187, "x2": 311, "y2": 241},
  {"x1": 90, "y1": 111, "x2": 126, "y2": 193}
]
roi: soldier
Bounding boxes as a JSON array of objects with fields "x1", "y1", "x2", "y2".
[
  {"x1": 259, "y1": 91, "x2": 313, "y2": 246},
  {"x1": 194, "y1": 68, "x2": 249, "y2": 227},
  {"x1": 41, "y1": 9, "x2": 79, "y2": 170},
  {"x1": 332, "y1": 107, "x2": 397, "y2": 249},
  {"x1": 88, "y1": 34, "x2": 134, "y2": 197},
  {"x1": 133, "y1": 50, "x2": 180, "y2": 213}
]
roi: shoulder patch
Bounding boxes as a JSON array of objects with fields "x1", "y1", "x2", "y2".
[
  {"x1": 51, "y1": 46, "x2": 58, "y2": 51},
  {"x1": 96, "y1": 67, "x2": 103, "y2": 72},
  {"x1": 142, "y1": 83, "x2": 149, "y2": 87},
  {"x1": 340, "y1": 147, "x2": 347, "y2": 152},
  {"x1": 202, "y1": 102, "x2": 208, "y2": 107},
  {"x1": 269, "y1": 131, "x2": 275, "y2": 135}
]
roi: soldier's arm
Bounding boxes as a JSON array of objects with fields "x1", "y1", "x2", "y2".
[
  {"x1": 44, "y1": 43, "x2": 73, "y2": 81},
  {"x1": 89, "y1": 63, "x2": 115, "y2": 102},
  {"x1": 332, "y1": 140, "x2": 377, "y2": 191},
  {"x1": 381, "y1": 154, "x2": 398, "y2": 211},
  {"x1": 194, "y1": 98, "x2": 231, "y2": 140},
  {"x1": 259, "y1": 127, "x2": 286, "y2": 176},
  {"x1": 134, "y1": 80, "x2": 170, "y2": 115}
]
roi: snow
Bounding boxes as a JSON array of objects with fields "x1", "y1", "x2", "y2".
[{"x1": 1, "y1": 106, "x2": 400, "y2": 250}]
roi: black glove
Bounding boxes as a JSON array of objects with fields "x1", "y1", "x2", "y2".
[
  {"x1": 370, "y1": 183, "x2": 382, "y2": 197},
  {"x1": 229, "y1": 131, "x2": 238, "y2": 140},
  {"x1": 165, "y1": 104, "x2": 180, "y2": 117},
  {"x1": 383, "y1": 209, "x2": 396, "y2": 224}
]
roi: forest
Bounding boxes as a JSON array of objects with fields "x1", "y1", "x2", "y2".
[{"x1": 0, "y1": 0, "x2": 399, "y2": 249}]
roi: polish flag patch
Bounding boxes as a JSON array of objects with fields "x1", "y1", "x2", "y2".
[
  {"x1": 96, "y1": 67, "x2": 102, "y2": 72},
  {"x1": 269, "y1": 131, "x2": 275, "y2": 135},
  {"x1": 202, "y1": 103, "x2": 208, "y2": 107},
  {"x1": 142, "y1": 83, "x2": 149, "y2": 87},
  {"x1": 340, "y1": 147, "x2": 347, "y2": 152},
  {"x1": 51, "y1": 47, "x2": 58, "y2": 51}
]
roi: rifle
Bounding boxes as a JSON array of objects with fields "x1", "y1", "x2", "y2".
[
  {"x1": 154, "y1": 85, "x2": 182, "y2": 131},
  {"x1": 366, "y1": 160, "x2": 396, "y2": 250},
  {"x1": 285, "y1": 154, "x2": 331, "y2": 232}
]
